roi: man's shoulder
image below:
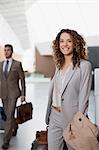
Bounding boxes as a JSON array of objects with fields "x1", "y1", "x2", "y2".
[
  {"x1": 0, "y1": 61, "x2": 4, "y2": 65},
  {"x1": 13, "y1": 59, "x2": 21, "y2": 64},
  {"x1": 0, "y1": 60, "x2": 4, "y2": 63},
  {"x1": 0, "y1": 61, "x2": 1, "y2": 66}
]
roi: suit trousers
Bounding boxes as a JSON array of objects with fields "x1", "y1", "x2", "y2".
[
  {"x1": 2, "y1": 97, "x2": 17, "y2": 144},
  {"x1": 48, "y1": 108, "x2": 74, "y2": 150}
]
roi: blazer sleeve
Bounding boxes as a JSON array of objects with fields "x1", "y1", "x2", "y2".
[
  {"x1": 45, "y1": 68, "x2": 58, "y2": 125},
  {"x1": 18, "y1": 62, "x2": 26, "y2": 96},
  {"x1": 78, "y1": 61, "x2": 92, "y2": 115}
]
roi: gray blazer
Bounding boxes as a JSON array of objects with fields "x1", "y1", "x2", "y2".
[
  {"x1": 45, "y1": 60, "x2": 92, "y2": 126},
  {"x1": 0, "y1": 59, "x2": 26, "y2": 100}
]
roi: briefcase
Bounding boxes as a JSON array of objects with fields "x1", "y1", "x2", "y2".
[
  {"x1": 31, "y1": 130, "x2": 48, "y2": 150},
  {"x1": 36, "y1": 130, "x2": 48, "y2": 145},
  {"x1": 16, "y1": 102, "x2": 33, "y2": 124}
]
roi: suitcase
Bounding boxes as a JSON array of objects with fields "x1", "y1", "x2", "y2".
[
  {"x1": 16, "y1": 102, "x2": 33, "y2": 124},
  {"x1": 31, "y1": 130, "x2": 48, "y2": 150},
  {"x1": 36, "y1": 130, "x2": 48, "y2": 145},
  {"x1": 31, "y1": 141, "x2": 48, "y2": 150},
  {"x1": 31, "y1": 130, "x2": 68, "y2": 150}
]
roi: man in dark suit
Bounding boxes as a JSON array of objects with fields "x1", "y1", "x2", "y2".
[{"x1": 0, "y1": 44, "x2": 26, "y2": 149}]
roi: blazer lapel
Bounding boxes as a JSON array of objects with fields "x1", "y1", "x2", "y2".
[
  {"x1": 7, "y1": 59, "x2": 14, "y2": 77},
  {"x1": 48, "y1": 66, "x2": 77, "y2": 100},
  {"x1": 1, "y1": 61, "x2": 6, "y2": 78},
  {"x1": 1, "y1": 61, "x2": 7, "y2": 80},
  {"x1": 1, "y1": 61, "x2": 4, "y2": 73},
  {"x1": 61, "y1": 66, "x2": 77, "y2": 96}
]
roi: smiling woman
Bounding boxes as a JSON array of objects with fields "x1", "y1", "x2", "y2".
[
  {"x1": 52, "y1": 29, "x2": 87, "y2": 70},
  {"x1": 45, "y1": 29, "x2": 92, "y2": 150}
]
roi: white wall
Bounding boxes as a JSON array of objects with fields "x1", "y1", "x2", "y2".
[
  {"x1": 22, "y1": 49, "x2": 35, "y2": 72},
  {"x1": 26, "y1": 0, "x2": 98, "y2": 47},
  {"x1": 0, "y1": 14, "x2": 34, "y2": 71},
  {"x1": 0, "y1": 14, "x2": 24, "y2": 54}
]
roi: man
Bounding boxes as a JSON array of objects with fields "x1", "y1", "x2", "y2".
[{"x1": 0, "y1": 44, "x2": 26, "y2": 149}]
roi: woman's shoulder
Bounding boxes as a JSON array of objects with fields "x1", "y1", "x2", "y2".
[
  {"x1": 80, "y1": 59, "x2": 92, "y2": 67},
  {"x1": 80, "y1": 60, "x2": 92, "y2": 73}
]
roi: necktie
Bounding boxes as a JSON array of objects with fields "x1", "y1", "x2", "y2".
[{"x1": 4, "y1": 60, "x2": 9, "y2": 77}]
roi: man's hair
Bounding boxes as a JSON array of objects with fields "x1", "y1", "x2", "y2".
[{"x1": 4, "y1": 44, "x2": 13, "y2": 53}]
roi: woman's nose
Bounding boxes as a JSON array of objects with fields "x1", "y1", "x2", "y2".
[{"x1": 64, "y1": 42, "x2": 68, "y2": 46}]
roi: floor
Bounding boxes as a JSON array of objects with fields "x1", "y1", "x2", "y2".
[{"x1": 0, "y1": 74, "x2": 95, "y2": 150}]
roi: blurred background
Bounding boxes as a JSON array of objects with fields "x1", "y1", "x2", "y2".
[
  {"x1": 0, "y1": 0, "x2": 98, "y2": 75},
  {"x1": 0, "y1": 0, "x2": 99, "y2": 150}
]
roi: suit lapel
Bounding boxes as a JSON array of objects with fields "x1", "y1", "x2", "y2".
[
  {"x1": 7, "y1": 59, "x2": 14, "y2": 77},
  {"x1": 1, "y1": 61, "x2": 6, "y2": 78},
  {"x1": 61, "y1": 66, "x2": 77, "y2": 96},
  {"x1": 1, "y1": 61, "x2": 4, "y2": 73},
  {"x1": 48, "y1": 65, "x2": 77, "y2": 99},
  {"x1": 1, "y1": 61, "x2": 7, "y2": 80}
]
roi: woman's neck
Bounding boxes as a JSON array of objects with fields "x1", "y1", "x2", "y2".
[
  {"x1": 61, "y1": 56, "x2": 72, "y2": 71},
  {"x1": 64, "y1": 55, "x2": 72, "y2": 66}
]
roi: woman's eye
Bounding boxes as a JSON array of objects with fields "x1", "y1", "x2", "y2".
[{"x1": 60, "y1": 40, "x2": 64, "y2": 42}]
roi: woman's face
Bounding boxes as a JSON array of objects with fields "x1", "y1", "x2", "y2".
[{"x1": 59, "y1": 32, "x2": 73, "y2": 56}]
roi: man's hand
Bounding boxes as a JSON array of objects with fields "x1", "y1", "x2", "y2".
[{"x1": 20, "y1": 96, "x2": 26, "y2": 103}]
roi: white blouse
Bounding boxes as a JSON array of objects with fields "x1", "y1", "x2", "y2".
[
  {"x1": 52, "y1": 65, "x2": 72, "y2": 108},
  {"x1": 3, "y1": 58, "x2": 12, "y2": 73}
]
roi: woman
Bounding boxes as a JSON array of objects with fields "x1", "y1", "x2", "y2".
[{"x1": 45, "y1": 29, "x2": 92, "y2": 150}]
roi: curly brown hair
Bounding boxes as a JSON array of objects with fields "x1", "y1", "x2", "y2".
[{"x1": 52, "y1": 29, "x2": 88, "y2": 69}]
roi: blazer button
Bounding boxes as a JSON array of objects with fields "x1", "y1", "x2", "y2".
[{"x1": 61, "y1": 97, "x2": 64, "y2": 101}]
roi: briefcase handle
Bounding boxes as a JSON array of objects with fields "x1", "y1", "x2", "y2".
[
  {"x1": 20, "y1": 101, "x2": 33, "y2": 110},
  {"x1": 21, "y1": 100, "x2": 27, "y2": 105}
]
